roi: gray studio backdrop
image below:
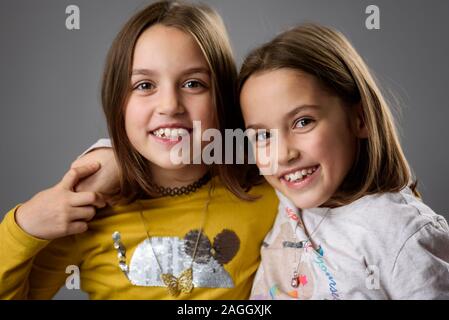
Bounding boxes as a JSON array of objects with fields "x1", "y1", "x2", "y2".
[{"x1": 1, "y1": 0, "x2": 448, "y2": 300}]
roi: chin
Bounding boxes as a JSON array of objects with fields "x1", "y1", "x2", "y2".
[
  {"x1": 153, "y1": 159, "x2": 188, "y2": 170},
  {"x1": 140, "y1": 152, "x2": 186, "y2": 170},
  {"x1": 287, "y1": 195, "x2": 322, "y2": 209},
  {"x1": 282, "y1": 186, "x2": 331, "y2": 209}
]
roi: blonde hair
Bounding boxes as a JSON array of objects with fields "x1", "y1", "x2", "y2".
[
  {"x1": 239, "y1": 23, "x2": 419, "y2": 207},
  {"x1": 102, "y1": 1, "x2": 260, "y2": 204}
]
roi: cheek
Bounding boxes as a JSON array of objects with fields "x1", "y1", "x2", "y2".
[
  {"x1": 264, "y1": 175, "x2": 279, "y2": 187},
  {"x1": 124, "y1": 99, "x2": 150, "y2": 138},
  {"x1": 312, "y1": 125, "x2": 357, "y2": 179},
  {"x1": 187, "y1": 94, "x2": 215, "y2": 129}
]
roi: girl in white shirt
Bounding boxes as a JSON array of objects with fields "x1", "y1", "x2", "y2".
[{"x1": 238, "y1": 23, "x2": 449, "y2": 300}]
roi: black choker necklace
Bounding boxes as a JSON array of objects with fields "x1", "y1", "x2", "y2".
[{"x1": 151, "y1": 172, "x2": 211, "y2": 197}]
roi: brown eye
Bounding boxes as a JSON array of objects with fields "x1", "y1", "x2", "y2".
[
  {"x1": 135, "y1": 82, "x2": 155, "y2": 91},
  {"x1": 295, "y1": 118, "x2": 313, "y2": 128},
  {"x1": 183, "y1": 80, "x2": 204, "y2": 89}
]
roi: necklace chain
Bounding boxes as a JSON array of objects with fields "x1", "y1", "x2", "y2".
[
  {"x1": 137, "y1": 187, "x2": 212, "y2": 296},
  {"x1": 291, "y1": 208, "x2": 330, "y2": 288},
  {"x1": 112, "y1": 184, "x2": 213, "y2": 297}
]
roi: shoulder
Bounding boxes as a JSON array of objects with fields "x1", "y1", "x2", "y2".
[
  {"x1": 237, "y1": 181, "x2": 278, "y2": 215},
  {"x1": 250, "y1": 181, "x2": 278, "y2": 200},
  {"x1": 214, "y1": 177, "x2": 278, "y2": 207},
  {"x1": 246, "y1": 182, "x2": 279, "y2": 217},
  {"x1": 335, "y1": 188, "x2": 449, "y2": 260},
  {"x1": 211, "y1": 181, "x2": 278, "y2": 231},
  {"x1": 338, "y1": 188, "x2": 446, "y2": 235},
  {"x1": 377, "y1": 192, "x2": 449, "y2": 298},
  {"x1": 94, "y1": 202, "x2": 140, "y2": 219}
]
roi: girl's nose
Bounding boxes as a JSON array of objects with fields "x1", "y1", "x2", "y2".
[
  {"x1": 156, "y1": 86, "x2": 185, "y2": 116},
  {"x1": 278, "y1": 135, "x2": 300, "y2": 165}
]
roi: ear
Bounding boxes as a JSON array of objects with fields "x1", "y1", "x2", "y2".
[{"x1": 353, "y1": 103, "x2": 369, "y2": 138}]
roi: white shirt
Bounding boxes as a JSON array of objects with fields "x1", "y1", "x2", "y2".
[{"x1": 250, "y1": 188, "x2": 449, "y2": 300}]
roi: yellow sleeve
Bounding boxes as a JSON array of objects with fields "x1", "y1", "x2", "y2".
[{"x1": 0, "y1": 206, "x2": 81, "y2": 299}]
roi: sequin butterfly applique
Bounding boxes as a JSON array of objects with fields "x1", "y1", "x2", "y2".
[{"x1": 161, "y1": 267, "x2": 194, "y2": 297}]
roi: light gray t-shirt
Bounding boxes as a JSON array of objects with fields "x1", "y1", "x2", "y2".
[{"x1": 250, "y1": 188, "x2": 449, "y2": 300}]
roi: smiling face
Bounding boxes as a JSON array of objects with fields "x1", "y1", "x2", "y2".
[
  {"x1": 125, "y1": 24, "x2": 215, "y2": 174},
  {"x1": 241, "y1": 68, "x2": 365, "y2": 208}
]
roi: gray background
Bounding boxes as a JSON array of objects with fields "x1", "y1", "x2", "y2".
[{"x1": 0, "y1": 0, "x2": 448, "y2": 299}]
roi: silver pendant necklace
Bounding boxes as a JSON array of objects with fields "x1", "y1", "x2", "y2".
[{"x1": 290, "y1": 208, "x2": 330, "y2": 288}]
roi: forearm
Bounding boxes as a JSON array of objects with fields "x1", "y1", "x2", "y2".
[{"x1": 0, "y1": 206, "x2": 50, "y2": 299}]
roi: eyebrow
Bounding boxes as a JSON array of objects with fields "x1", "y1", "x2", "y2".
[
  {"x1": 285, "y1": 104, "x2": 320, "y2": 119},
  {"x1": 245, "y1": 104, "x2": 320, "y2": 130},
  {"x1": 131, "y1": 67, "x2": 210, "y2": 77},
  {"x1": 131, "y1": 69, "x2": 156, "y2": 76}
]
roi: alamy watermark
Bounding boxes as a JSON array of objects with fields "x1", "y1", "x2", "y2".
[
  {"x1": 65, "y1": 5, "x2": 80, "y2": 30},
  {"x1": 168, "y1": 121, "x2": 280, "y2": 175},
  {"x1": 365, "y1": 5, "x2": 380, "y2": 30},
  {"x1": 65, "y1": 265, "x2": 80, "y2": 290},
  {"x1": 65, "y1": 4, "x2": 380, "y2": 32}
]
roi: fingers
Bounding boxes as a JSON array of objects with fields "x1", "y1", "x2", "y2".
[
  {"x1": 71, "y1": 147, "x2": 112, "y2": 170},
  {"x1": 70, "y1": 206, "x2": 96, "y2": 222},
  {"x1": 70, "y1": 191, "x2": 106, "y2": 208},
  {"x1": 104, "y1": 193, "x2": 122, "y2": 207},
  {"x1": 66, "y1": 221, "x2": 89, "y2": 235},
  {"x1": 73, "y1": 176, "x2": 94, "y2": 193},
  {"x1": 60, "y1": 163, "x2": 101, "y2": 191}
]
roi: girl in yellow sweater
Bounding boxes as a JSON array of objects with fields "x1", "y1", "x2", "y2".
[{"x1": 0, "y1": 1, "x2": 277, "y2": 299}]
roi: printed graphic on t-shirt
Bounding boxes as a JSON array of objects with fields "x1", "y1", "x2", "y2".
[{"x1": 117, "y1": 229, "x2": 240, "y2": 288}]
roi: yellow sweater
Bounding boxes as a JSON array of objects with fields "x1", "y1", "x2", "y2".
[{"x1": 0, "y1": 177, "x2": 278, "y2": 300}]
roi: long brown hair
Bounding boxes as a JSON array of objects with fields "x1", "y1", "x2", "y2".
[
  {"x1": 239, "y1": 23, "x2": 419, "y2": 207},
  {"x1": 102, "y1": 1, "x2": 260, "y2": 204}
]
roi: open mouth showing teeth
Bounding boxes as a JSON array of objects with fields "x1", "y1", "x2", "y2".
[
  {"x1": 282, "y1": 165, "x2": 319, "y2": 182},
  {"x1": 151, "y1": 128, "x2": 191, "y2": 140}
]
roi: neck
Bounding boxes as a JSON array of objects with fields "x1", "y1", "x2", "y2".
[{"x1": 150, "y1": 164, "x2": 210, "y2": 189}]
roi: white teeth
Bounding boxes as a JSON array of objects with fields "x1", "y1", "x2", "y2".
[
  {"x1": 180, "y1": 129, "x2": 189, "y2": 136},
  {"x1": 152, "y1": 128, "x2": 190, "y2": 139},
  {"x1": 283, "y1": 166, "x2": 318, "y2": 182}
]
